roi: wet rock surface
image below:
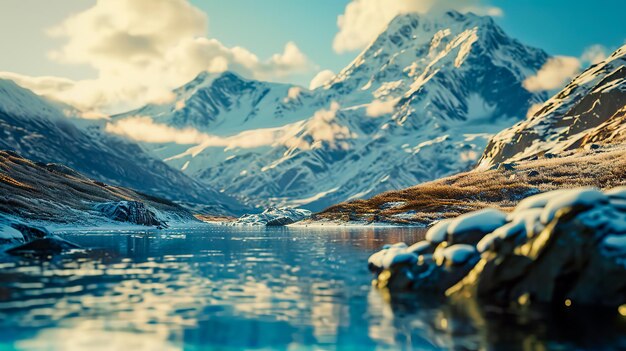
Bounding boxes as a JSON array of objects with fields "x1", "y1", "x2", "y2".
[
  {"x1": 369, "y1": 187, "x2": 626, "y2": 309},
  {"x1": 6, "y1": 236, "x2": 81, "y2": 256}
]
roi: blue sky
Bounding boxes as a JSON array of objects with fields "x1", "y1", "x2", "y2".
[
  {"x1": 0, "y1": 0, "x2": 624, "y2": 113},
  {"x1": 193, "y1": 0, "x2": 626, "y2": 74}
]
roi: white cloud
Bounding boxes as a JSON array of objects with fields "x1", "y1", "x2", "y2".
[
  {"x1": 581, "y1": 44, "x2": 608, "y2": 65},
  {"x1": 306, "y1": 102, "x2": 354, "y2": 146},
  {"x1": 366, "y1": 98, "x2": 399, "y2": 117},
  {"x1": 333, "y1": 0, "x2": 503, "y2": 53},
  {"x1": 523, "y1": 56, "x2": 581, "y2": 92},
  {"x1": 309, "y1": 69, "x2": 336, "y2": 89},
  {"x1": 106, "y1": 103, "x2": 354, "y2": 151},
  {"x1": 284, "y1": 87, "x2": 302, "y2": 103},
  {"x1": 106, "y1": 116, "x2": 208, "y2": 144},
  {"x1": 3, "y1": 0, "x2": 315, "y2": 114}
]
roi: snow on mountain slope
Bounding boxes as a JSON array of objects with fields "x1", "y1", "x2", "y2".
[
  {"x1": 0, "y1": 79, "x2": 247, "y2": 215},
  {"x1": 480, "y1": 45, "x2": 626, "y2": 167},
  {"x1": 111, "y1": 11, "x2": 549, "y2": 211}
]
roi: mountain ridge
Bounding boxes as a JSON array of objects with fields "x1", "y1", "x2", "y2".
[{"x1": 108, "y1": 10, "x2": 550, "y2": 211}]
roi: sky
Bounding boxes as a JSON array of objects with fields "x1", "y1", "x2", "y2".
[{"x1": 0, "y1": 0, "x2": 624, "y2": 114}]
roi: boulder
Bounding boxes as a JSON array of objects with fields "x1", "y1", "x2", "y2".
[
  {"x1": 94, "y1": 201, "x2": 166, "y2": 227},
  {"x1": 6, "y1": 236, "x2": 81, "y2": 256},
  {"x1": 369, "y1": 187, "x2": 626, "y2": 309}
]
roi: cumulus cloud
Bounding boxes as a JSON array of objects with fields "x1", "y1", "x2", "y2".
[
  {"x1": 581, "y1": 44, "x2": 608, "y2": 65},
  {"x1": 5, "y1": 0, "x2": 315, "y2": 114},
  {"x1": 366, "y1": 98, "x2": 399, "y2": 117},
  {"x1": 523, "y1": 56, "x2": 581, "y2": 92},
  {"x1": 284, "y1": 87, "x2": 302, "y2": 103},
  {"x1": 309, "y1": 70, "x2": 336, "y2": 89},
  {"x1": 306, "y1": 102, "x2": 354, "y2": 146},
  {"x1": 106, "y1": 116, "x2": 208, "y2": 144},
  {"x1": 333, "y1": 0, "x2": 503, "y2": 53}
]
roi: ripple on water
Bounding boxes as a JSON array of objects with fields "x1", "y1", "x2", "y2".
[{"x1": 0, "y1": 226, "x2": 624, "y2": 350}]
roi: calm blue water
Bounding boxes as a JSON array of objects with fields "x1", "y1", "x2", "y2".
[{"x1": 0, "y1": 226, "x2": 624, "y2": 350}]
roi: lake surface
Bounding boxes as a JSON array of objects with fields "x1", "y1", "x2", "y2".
[{"x1": 0, "y1": 226, "x2": 625, "y2": 350}]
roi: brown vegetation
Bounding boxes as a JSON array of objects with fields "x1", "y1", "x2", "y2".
[
  {"x1": 0, "y1": 150, "x2": 190, "y2": 223},
  {"x1": 312, "y1": 146, "x2": 626, "y2": 225}
]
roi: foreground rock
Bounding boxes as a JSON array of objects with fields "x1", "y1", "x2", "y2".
[
  {"x1": 0, "y1": 223, "x2": 81, "y2": 255},
  {"x1": 6, "y1": 236, "x2": 81, "y2": 256},
  {"x1": 230, "y1": 208, "x2": 312, "y2": 226},
  {"x1": 369, "y1": 187, "x2": 626, "y2": 309}
]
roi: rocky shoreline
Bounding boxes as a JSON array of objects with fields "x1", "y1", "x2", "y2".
[{"x1": 368, "y1": 187, "x2": 626, "y2": 311}]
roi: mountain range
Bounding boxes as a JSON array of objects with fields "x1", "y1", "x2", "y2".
[
  {"x1": 314, "y1": 43, "x2": 626, "y2": 224},
  {"x1": 112, "y1": 11, "x2": 549, "y2": 211}
]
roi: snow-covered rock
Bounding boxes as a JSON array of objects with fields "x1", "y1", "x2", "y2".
[
  {"x1": 425, "y1": 219, "x2": 452, "y2": 244},
  {"x1": 0, "y1": 223, "x2": 24, "y2": 244},
  {"x1": 539, "y1": 187, "x2": 607, "y2": 224},
  {"x1": 369, "y1": 187, "x2": 626, "y2": 308},
  {"x1": 231, "y1": 207, "x2": 312, "y2": 226},
  {"x1": 113, "y1": 10, "x2": 549, "y2": 211},
  {"x1": 446, "y1": 208, "x2": 507, "y2": 244}
]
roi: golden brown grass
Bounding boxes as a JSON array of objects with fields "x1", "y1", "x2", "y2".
[{"x1": 312, "y1": 147, "x2": 626, "y2": 225}]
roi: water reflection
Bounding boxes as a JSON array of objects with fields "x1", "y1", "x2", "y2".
[{"x1": 0, "y1": 226, "x2": 624, "y2": 350}]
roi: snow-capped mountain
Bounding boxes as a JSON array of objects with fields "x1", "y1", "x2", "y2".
[
  {"x1": 480, "y1": 45, "x2": 626, "y2": 167},
  {"x1": 113, "y1": 11, "x2": 550, "y2": 211},
  {"x1": 0, "y1": 79, "x2": 247, "y2": 215}
]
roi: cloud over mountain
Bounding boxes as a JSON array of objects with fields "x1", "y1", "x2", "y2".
[
  {"x1": 1, "y1": 0, "x2": 315, "y2": 113},
  {"x1": 332, "y1": 0, "x2": 502, "y2": 53}
]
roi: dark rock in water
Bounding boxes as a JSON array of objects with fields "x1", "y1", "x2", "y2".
[
  {"x1": 527, "y1": 170, "x2": 540, "y2": 177},
  {"x1": 10, "y1": 224, "x2": 50, "y2": 242},
  {"x1": 6, "y1": 236, "x2": 81, "y2": 256},
  {"x1": 95, "y1": 201, "x2": 167, "y2": 227},
  {"x1": 369, "y1": 187, "x2": 626, "y2": 309},
  {"x1": 266, "y1": 217, "x2": 296, "y2": 226}
]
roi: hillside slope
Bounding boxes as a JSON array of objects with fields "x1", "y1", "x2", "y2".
[
  {"x1": 480, "y1": 45, "x2": 626, "y2": 167},
  {"x1": 0, "y1": 150, "x2": 199, "y2": 231},
  {"x1": 0, "y1": 79, "x2": 247, "y2": 215}
]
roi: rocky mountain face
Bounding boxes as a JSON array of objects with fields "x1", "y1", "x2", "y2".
[
  {"x1": 115, "y1": 11, "x2": 549, "y2": 211},
  {"x1": 0, "y1": 79, "x2": 247, "y2": 215},
  {"x1": 0, "y1": 150, "x2": 197, "y2": 233},
  {"x1": 480, "y1": 45, "x2": 626, "y2": 167}
]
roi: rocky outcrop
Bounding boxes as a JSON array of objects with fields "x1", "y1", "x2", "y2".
[
  {"x1": 369, "y1": 187, "x2": 626, "y2": 309},
  {"x1": 230, "y1": 207, "x2": 312, "y2": 226},
  {"x1": 6, "y1": 236, "x2": 81, "y2": 256},
  {"x1": 94, "y1": 201, "x2": 167, "y2": 227}
]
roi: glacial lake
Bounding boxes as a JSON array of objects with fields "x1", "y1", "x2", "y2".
[{"x1": 0, "y1": 226, "x2": 625, "y2": 350}]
